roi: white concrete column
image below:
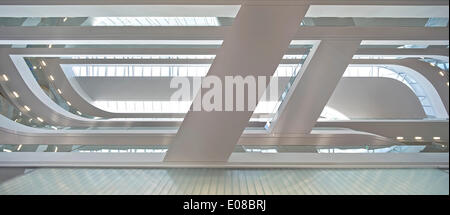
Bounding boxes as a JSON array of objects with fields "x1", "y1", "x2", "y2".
[
  {"x1": 164, "y1": 3, "x2": 309, "y2": 162},
  {"x1": 271, "y1": 39, "x2": 362, "y2": 134}
]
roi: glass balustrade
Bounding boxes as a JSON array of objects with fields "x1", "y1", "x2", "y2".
[{"x1": 0, "y1": 92, "x2": 57, "y2": 129}]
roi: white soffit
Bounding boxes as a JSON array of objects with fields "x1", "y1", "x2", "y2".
[
  {"x1": 305, "y1": 5, "x2": 449, "y2": 18},
  {"x1": 0, "y1": 5, "x2": 241, "y2": 17},
  {"x1": 361, "y1": 40, "x2": 449, "y2": 46}
]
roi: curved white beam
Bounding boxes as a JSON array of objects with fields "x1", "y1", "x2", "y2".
[
  {"x1": 351, "y1": 58, "x2": 449, "y2": 117},
  {"x1": 0, "y1": 51, "x2": 226, "y2": 127},
  {"x1": 47, "y1": 53, "x2": 449, "y2": 119},
  {"x1": 4, "y1": 50, "x2": 448, "y2": 129},
  {"x1": 49, "y1": 60, "x2": 292, "y2": 119},
  {"x1": 45, "y1": 59, "x2": 188, "y2": 119},
  {"x1": 2, "y1": 48, "x2": 297, "y2": 126},
  {"x1": 4, "y1": 48, "x2": 448, "y2": 130},
  {"x1": 271, "y1": 52, "x2": 449, "y2": 135},
  {"x1": 326, "y1": 77, "x2": 427, "y2": 119}
]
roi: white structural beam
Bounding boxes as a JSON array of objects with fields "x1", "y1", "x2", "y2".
[
  {"x1": 354, "y1": 48, "x2": 449, "y2": 62},
  {"x1": 164, "y1": 4, "x2": 308, "y2": 162},
  {"x1": 0, "y1": 26, "x2": 447, "y2": 44},
  {"x1": 2, "y1": 112, "x2": 447, "y2": 146},
  {"x1": 0, "y1": 0, "x2": 448, "y2": 17},
  {"x1": 3, "y1": 152, "x2": 448, "y2": 168},
  {"x1": 0, "y1": 0, "x2": 448, "y2": 5},
  {"x1": 271, "y1": 39, "x2": 362, "y2": 134},
  {"x1": 1, "y1": 152, "x2": 448, "y2": 168},
  {"x1": 305, "y1": 5, "x2": 449, "y2": 18},
  {"x1": 316, "y1": 120, "x2": 449, "y2": 141},
  {"x1": 6, "y1": 47, "x2": 448, "y2": 59},
  {"x1": 360, "y1": 40, "x2": 449, "y2": 46},
  {"x1": 0, "y1": 111, "x2": 403, "y2": 147}
]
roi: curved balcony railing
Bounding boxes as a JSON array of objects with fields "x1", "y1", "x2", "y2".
[
  {"x1": 0, "y1": 91, "x2": 57, "y2": 129},
  {"x1": 1, "y1": 143, "x2": 447, "y2": 153}
]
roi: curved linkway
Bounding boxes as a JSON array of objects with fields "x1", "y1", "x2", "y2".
[
  {"x1": 1, "y1": 49, "x2": 449, "y2": 130},
  {"x1": 54, "y1": 57, "x2": 449, "y2": 119},
  {"x1": 0, "y1": 113, "x2": 398, "y2": 146}
]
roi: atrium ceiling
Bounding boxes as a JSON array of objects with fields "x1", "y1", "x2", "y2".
[{"x1": 0, "y1": 0, "x2": 448, "y2": 164}]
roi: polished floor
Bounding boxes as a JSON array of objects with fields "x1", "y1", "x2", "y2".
[{"x1": 0, "y1": 168, "x2": 448, "y2": 195}]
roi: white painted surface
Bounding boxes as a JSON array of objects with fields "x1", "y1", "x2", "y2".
[
  {"x1": 327, "y1": 77, "x2": 426, "y2": 119},
  {"x1": 272, "y1": 39, "x2": 361, "y2": 134},
  {"x1": 165, "y1": 5, "x2": 308, "y2": 162}
]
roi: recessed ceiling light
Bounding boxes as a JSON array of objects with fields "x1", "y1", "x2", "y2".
[
  {"x1": 57, "y1": 89, "x2": 62, "y2": 94},
  {"x1": 3, "y1": 149, "x2": 12, "y2": 153},
  {"x1": 414, "y1": 136, "x2": 423, "y2": 140},
  {"x1": 37, "y1": 117, "x2": 44, "y2": 122},
  {"x1": 24, "y1": 105, "x2": 31, "y2": 111},
  {"x1": 396, "y1": 137, "x2": 404, "y2": 140},
  {"x1": 439, "y1": 71, "x2": 445, "y2": 77},
  {"x1": 433, "y1": 137, "x2": 441, "y2": 140},
  {"x1": 66, "y1": 101, "x2": 72, "y2": 106},
  {"x1": 12, "y1": 91, "x2": 19, "y2": 98},
  {"x1": 49, "y1": 75, "x2": 55, "y2": 81},
  {"x1": 41, "y1": 60, "x2": 47, "y2": 66},
  {"x1": 76, "y1": 111, "x2": 82, "y2": 115},
  {"x1": 48, "y1": 44, "x2": 52, "y2": 48},
  {"x1": 54, "y1": 146, "x2": 58, "y2": 152},
  {"x1": 2, "y1": 74, "x2": 8, "y2": 81},
  {"x1": 17, "y1": 144, "x2": 22, "y2": 151},
  {"x1": 63, "y1": 17, "x2": 68, "y2": 22}
]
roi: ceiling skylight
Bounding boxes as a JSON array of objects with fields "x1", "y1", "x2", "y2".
[
  {"x1": 91, "y1": 17, "x2": 220, "y2": 26},
  {"x1": 92, "y1": 100, "x2": 281, "y2": 114},
  {"x1": 71, "y1": 65, "x2": 299, "y2": 77}
]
